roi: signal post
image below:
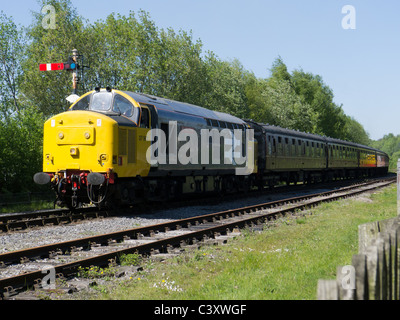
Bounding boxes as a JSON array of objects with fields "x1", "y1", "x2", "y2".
[{"x1": 39, "y1": 49, "x2": 88, "y2": 103}]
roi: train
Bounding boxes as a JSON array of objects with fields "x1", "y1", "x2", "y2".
[{"x1": 33, "y1": 87, "x2": 389, "y2": 209}]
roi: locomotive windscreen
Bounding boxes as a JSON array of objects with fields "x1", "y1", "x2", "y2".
[
  {"x1": 70, "y1": 91, "x2": 138, "y2": 121},
  {"x1": 91, "y1": 92, "x2": 113, "y2": 111}
]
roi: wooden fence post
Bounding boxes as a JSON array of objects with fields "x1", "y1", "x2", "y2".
[
  {"x1": 352, "y1": 254, "x2": 368, "y2": 300},
  {"x1": 317, "y1": 280, "x2": 338, "y2": 300}
]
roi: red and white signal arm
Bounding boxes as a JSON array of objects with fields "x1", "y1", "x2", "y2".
[{"x1": 39, "y1": 63, "x2": 65, "y2": 71}]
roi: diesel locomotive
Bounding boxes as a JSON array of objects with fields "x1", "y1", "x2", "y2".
[{"x1": 33, "y1": 88, "x2": 389, "y2": 209}]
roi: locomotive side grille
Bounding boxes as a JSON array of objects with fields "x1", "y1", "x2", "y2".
[
  {"x1": 119, "y1": 129, "x2": 127, "y2": 156},
  {"x1": 128, "y1": 129, "x2": 136, "y2": 163}
]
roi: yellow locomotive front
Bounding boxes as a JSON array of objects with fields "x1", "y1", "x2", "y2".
[{"x1": 34, "y1": 88, "x2": 151, "y2": 208}]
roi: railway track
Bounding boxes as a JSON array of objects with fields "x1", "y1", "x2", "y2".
[
  {"x1": 0, "y1": 175, "x2": 394, "y2": 234},
  {"x1": 0, "y1": 176, "x2": 395, "y2": 299},
  {"x1": 0, "y1": 207, "x2": 112, "y2": 233}
]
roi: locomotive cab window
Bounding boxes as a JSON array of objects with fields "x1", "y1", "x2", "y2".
[
  {"x1": 113, "y1": 95, "x2": 134, "y2": 118},
  {"x1": 71, "y1": 94, "x2": 90, "y2": 110},
  {"x1": 91, "y1": 92, "x2": 113, "y2": 111}
]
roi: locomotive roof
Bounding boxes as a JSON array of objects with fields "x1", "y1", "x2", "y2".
[{"x1": 124, "y1": 91, "x2": 245, "y2": 125}]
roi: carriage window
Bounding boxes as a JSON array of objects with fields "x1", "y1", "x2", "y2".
[
  {"x1": 292, "y1": 139, "x2": 296, "y2": 155},
  {"x1": 277, "y1": 137, "x2": 282, "y2": 155},
  {"x1": 139, "y1": 107, "x2": 150, "y2": 128},
  {"x1": 211, "y1": 119, "x2": 219, "y2": 127},
  {"x1": 113, "y1": 95, "x2": 133, "y2": 117}
]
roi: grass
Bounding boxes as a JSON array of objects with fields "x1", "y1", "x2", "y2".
[
  {"x1": 0, "y1": 201, "x2": 55, "y2": 214},
  {"x1": 72, "y1": 184, "x2": 398, "y2": 300}
]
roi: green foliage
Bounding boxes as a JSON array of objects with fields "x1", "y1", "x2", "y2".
[
  {"x1": 77, "y1": 265, "x2": 116, "y2": 279},
  {"x1": 0, "y1": 12, "x2": 25, "y2": 116},
  {"x1": 0, "y1": 106, "x2": 45, "y2": 192},
  {"x1": 119, "y1": 253, "x2": 142, "y2": 266},
  {"x1": 202, "y1": 55, "x2": 250, "y2": 119}
]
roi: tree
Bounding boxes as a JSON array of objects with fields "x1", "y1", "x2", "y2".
[
  {"x1": 269, "y1": 56, "x2": 291, "y2": 83},
  {"x1": 291, "y1": 69, "x2": 346, "y2": 139},
  {"x1": 202, "y1": 54, "x2": 250, "y2": 119},
  {"x1": 0, "y1": 12, "x2": 25, "y2": 117},
  {"x1": 247, "y1": 58, "x2": 316, "y2": 132},
  {"x1": 21, "y1": 0, "x2": 87, "y2": 116},
  {"x1": 0, "y1": 106, "x2": 44, "y2": 192},
  {"x1": 260, "y1": 79, "x2": 316, "y2": 132},
  {"x1": 342, "y1": 116, "x2": 370, "y2": 145}
]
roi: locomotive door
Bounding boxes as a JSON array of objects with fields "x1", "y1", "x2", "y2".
[
  {"x1": 139, "y1": 105, "x2": 151, "y2": 128},
  {"x1": 134, "y1": 104, "x2": 152, "y2": 174}
]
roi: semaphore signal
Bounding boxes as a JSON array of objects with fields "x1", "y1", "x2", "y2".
[
  {"x1": 39, "y1": 63, "x2": 65, "y2": 71},
  {"x1": 39, "y1": 49, "x2": 89, "y2": 101}
]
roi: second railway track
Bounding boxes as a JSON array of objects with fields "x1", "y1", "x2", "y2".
[{"x1": 0, "y1": 176, "x2": 395, "y2": 299}]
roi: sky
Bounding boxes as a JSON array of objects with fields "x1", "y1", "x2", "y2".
[{"x1": 2, "y1": 0, "x2": 399, "y2": 140}]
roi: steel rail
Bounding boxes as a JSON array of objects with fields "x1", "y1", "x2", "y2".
[{"x1": 0, "y1": 207, "x2": 110, "y2": 233}]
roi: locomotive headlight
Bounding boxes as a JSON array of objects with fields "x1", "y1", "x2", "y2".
[
  {"x1": 70, "y1": 147, "x2": 79, "y2": 156},
  {"x1": 84, "y1": 131, "x2": 91, "y2": 139},
  {"x1": 58, "y1": 132, "x2": 64, "y2": 140}
]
